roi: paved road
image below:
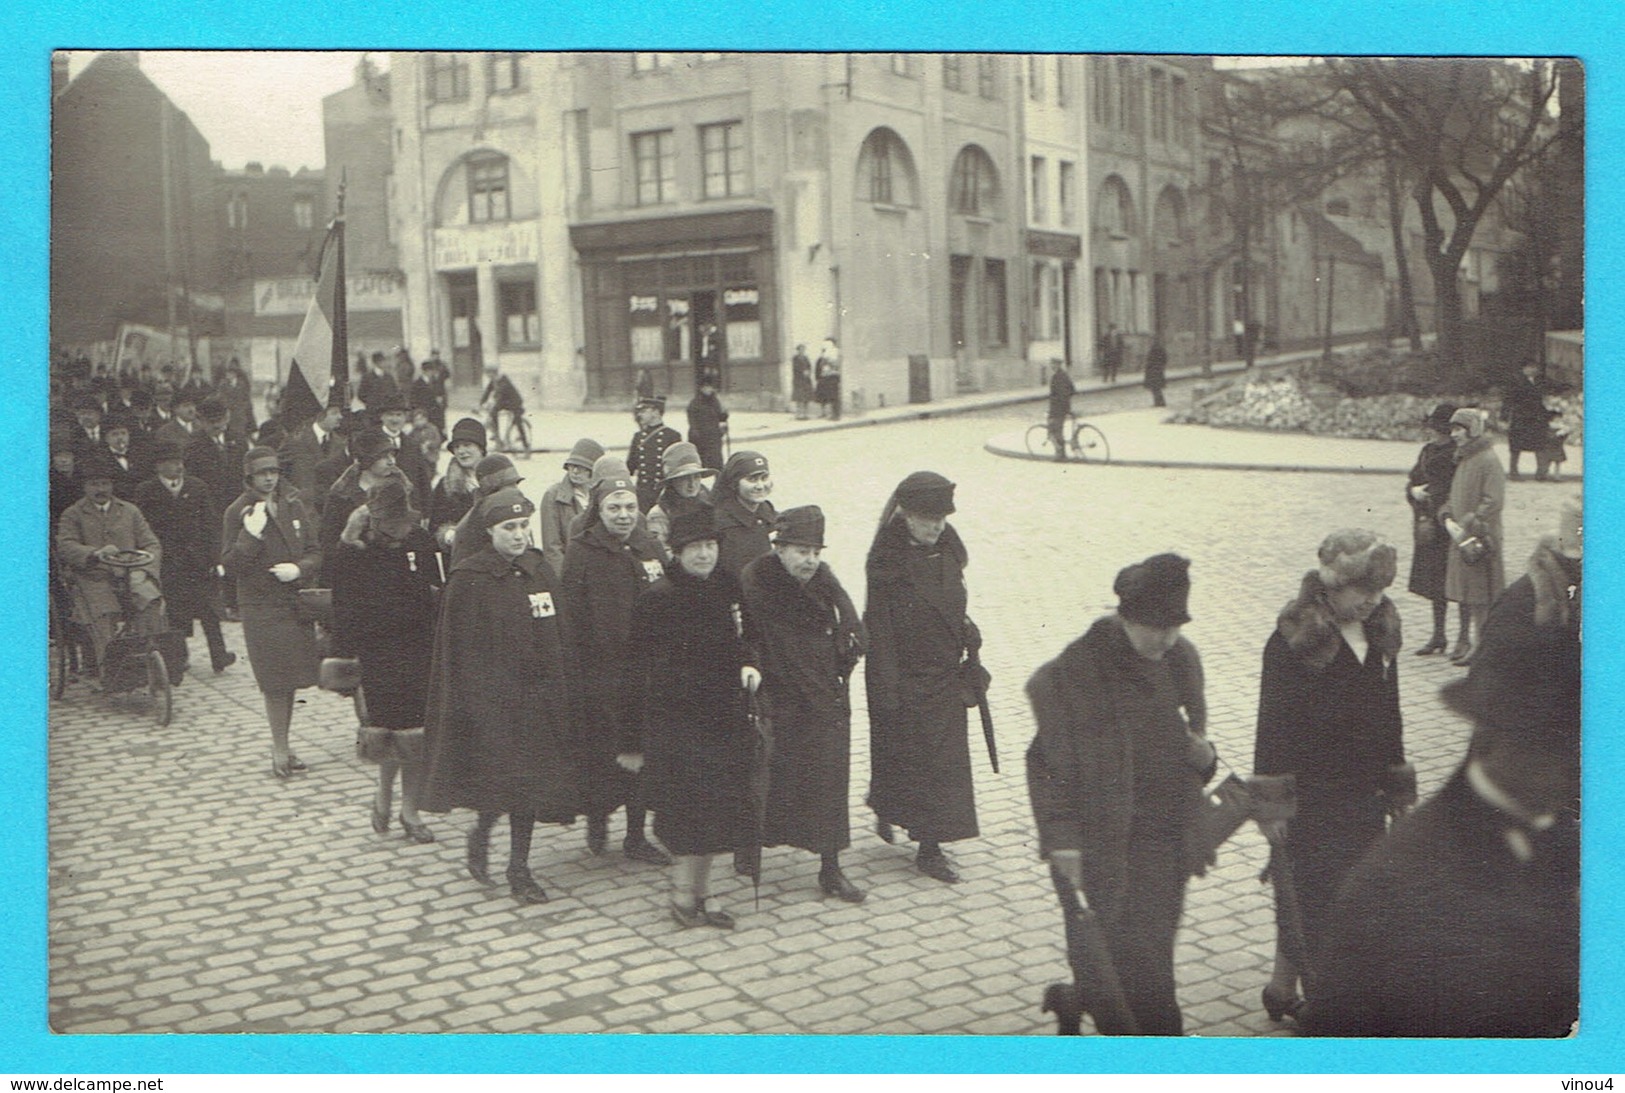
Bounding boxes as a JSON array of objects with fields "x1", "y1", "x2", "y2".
[{"x1": 48, "y1": 398, "x2": 1580, "y2": 1036}]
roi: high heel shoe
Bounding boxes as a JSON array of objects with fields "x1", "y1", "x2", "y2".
[
  {"x1": 370, "y1": 800, "x2": 390, "y2": 834},
  {"x1": 875, "y1": 818, "x2": 896, "y2": 844},
  {"x1": 466, "y1": 828, "x2": 495, "y2": 886},
  {"x1": 1414, "y1": 636, "x2": 1448, "y2": 656},
  {"x1": 286, "y1": 753, "x2": 308, "y2": 772},
  {"x1": 272, "y1": 756, "x2": 293, "y2": 780},
  {"x1": 1042, "y1": 983, "x2": 1083, "y2": 1036},
  {"x1": 818, "y1": 866, "x2": 866, "y2": 904},
  {"x1": 400, "y1": 815, "x2": 435, "y2": 844},
  {"x1": 1261, "y1": 985, "x2": 1304, "y2": 1023}
]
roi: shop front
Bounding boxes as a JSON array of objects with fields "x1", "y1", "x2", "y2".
[
  {"x1": 1026, "y1": 229, "x2": 1082, "y2": 371},
  {"x1": 572, "y1": 208, "x2": 777, "y2": 403}
]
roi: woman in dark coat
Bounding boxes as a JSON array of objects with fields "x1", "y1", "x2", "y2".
[
  {"x1": 1254, "y1": 529, "x2": 1408, "y2": 1023},
  {"x1": 428, "y1": 417, "x2": 487, "y2": 553},
  {"x1": 712, "y1": 450, "x2": 777, "y2": 579},
  {"x1": 1026, "y1": 553, "x2": 1210, "y2": 1036},
  {"x1": 420, "y1": 488, "x2": 580, "y2": 904},
  {"x1": 791, "y1": 345, "x2": 815, "y2": 420},
  {"x1": 1406, "y1": 403, "x2": 1459, "y2": 655},
  {"x1": 1438, "y1": 407, "x2": 1507, "y2": 664},
  {"x1": 686, "y1": 372, "x2": 729, "y2": 475},
  {"x1": 740, "y1": 505, "x2": 868, "y2": 902},
  {"x1": 645, "y1": 441, "x2": 714, "y2": 558},
  {"x1": 220, "y1": 447, "x2": 323, "y2": 778},
  {"x1": 625, "y1": 509, "x2": 759, "y2": 929},
  {"x1": 331, "y1": 472, "x2": 442, "y2": 844},
  {"x1": 865, "y1": 472, "x2": 982, "y2": 883},
  {"x1": 559, "y1": 467, "x2": 671, "y2": 866}
]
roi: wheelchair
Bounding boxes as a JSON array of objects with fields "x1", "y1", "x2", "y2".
[{"x1": 51, "y1": 549, "x2": 187, "y2": 726}]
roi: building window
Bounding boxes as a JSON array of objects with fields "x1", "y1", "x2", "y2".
[
  {"x1": 891, "y1": 54, "x2": 912, "y2": 77},
  {"x1": 700, "y1": 121, "x2": 746, "y2": 200},
  {"x1": 1093, "y1": 57, "x2": 1113, "y2": 126},
  {"x1": 950, "y1": 145, "x2": 1001, "y2": 218},
  {"x1": 1171, "y1": 75, "x2": 1190, "y2": 145},
  {"x1": 227, "y1": 191, "x2": 248, "y2": 231},
  {"x1": 1028, "y1": 55, "x2": 1044, "y2": 101},
  {"x1": 1117, "y1": 59, "x2": 1135, "y2": 131},
  {"x1": 293, "y1": 195, "x2": 314, "y2": 230},
  {"x1": 698, "y1": 52, "x2": 725, "y2": 63},
  {"x1": 978, "y1": 55, "x2": 997, "y2": 99},
  {"x1": 427, "y1": 53, "x2": 469, "y2": 102},
  {"x1": 632, "y1": 130, "x2": 676, "y2": 206},
  {"x1": 858, "y1": 127, "x2": 917, "y2": 207},
  {"x1": 982, "y1": 258, "x2": 1007, "y2": 347},
  {"x1": 1056, "y1": 57, "x2": 1071, "y2": 107},
  {"x1": 1059, "y1": 160, "x2": 1077, "y2": 227},
  {"x1": 1150, "y1": 69, "x2": 1168, "y2": 142},
  {"x1": 468, "y1": 155, "x2": 510, "y2": 223},
  {"x1": 943, "y1": 54, "x2": 964, "y2": 92},
  {"x1": 488, "y1": 52, "x2": 522, "y2": 94},
  {"x1": 499, "y1": 279, "x2": 540, "y2": 348},
  {"x1": 1031, "y1": 259, "x2": 1063, "y2": 341},
  {"x1": 1030, "y1": 156, "x2": 1047, "y2": 225},
  {"x1": 631, "y1": 52, "x2": 673, "y2": 73},
  {"x1": 870, "y1": 137, "x2": 894, "y2": 203}
]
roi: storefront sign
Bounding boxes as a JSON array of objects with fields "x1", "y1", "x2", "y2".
[
  {"x1": 433, "y1": 224, "x2": 539, "y2": 269},
  {"x1": 1026, "y1": 230, "x2": 1082, "y2": 261},
  {"x1": 254, "y1": 273, "x2": 402, "y2": 317}
]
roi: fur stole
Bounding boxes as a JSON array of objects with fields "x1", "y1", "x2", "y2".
[
  {"x1": 865, "y1": 518, "x2": 968, "y2": 586},
  {"x1": 1276, "y1": 570, "x2": 1402, "y2": 672}
]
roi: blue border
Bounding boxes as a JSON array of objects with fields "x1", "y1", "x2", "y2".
[{"x1": 8, "y1": 0, "x2": 1623, "y2": 1074}]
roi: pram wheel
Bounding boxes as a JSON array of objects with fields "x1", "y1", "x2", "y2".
[{"x1": 146, "y1": 649, "x2": 172, "y2": 726}]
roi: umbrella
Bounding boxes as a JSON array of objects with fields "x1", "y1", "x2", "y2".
[
  {"x1": 739, "y1": 684, "x2": 770, "y2": 909},
  {"x1": 1260, "y1": 837, "x2": 1314, "y2": 999},
  {"x1": 1047, "y1": 870, "x2": 1141, "y2": 1036}
]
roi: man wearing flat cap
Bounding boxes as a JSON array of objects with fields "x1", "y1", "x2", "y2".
[
  {"x1": 1026, "y1": 553, "x2": 1210, "y2": 1035},
  {"x1": 1305, "y1": 499, "x2": 1580, "y2": 1038},
  {"x1": 628, "y1": 396, "x2": 681, "y2": 513}
]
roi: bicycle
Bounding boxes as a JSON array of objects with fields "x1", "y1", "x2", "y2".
[
  {"x1": 1026, "y1": 413, "x2": 1111, "y2": 463},
  {"x1": 485, "y1": 408, "x2": 533, "y2": 459}
]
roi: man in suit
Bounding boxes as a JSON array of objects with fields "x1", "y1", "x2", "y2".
[
  {"x1": 185, "y1": 397, "x2": 246, "y2": 525},
  {"x1": 375, "y1": 391, "x2": 434, "y2": 505},
  {"x1": 357, "y1": 351, "x2": 398, "y2": 415},
  {"x1": 280, "y1": 403, "x2": 347, "y2": 500},
  {"x1": 70, "y1": 392, "x2": 106, "y2": 466},
  {"x1": 131, "y1": 441, "x2": 236, "y2": 674},
  {"x1": 1304, "y1": 500, "x2": 1581, "y2": 1038},
  {"x1": 101, "y1": 416, "x2": 146, "y2": 500},
  {"x1": 155, "y1": 390, "x2": 202, "y2": 450}
]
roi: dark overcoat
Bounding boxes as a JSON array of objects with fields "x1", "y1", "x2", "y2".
[
  {"x1": 220, "y1": 482, "x2": 322, "y2": 693},
  {"x1": 1405, "y1": 437, "x2": 1457, "y2": 601},
  {"x1": 628, "y1": 424, "x2": 682, "y2": 512},
  {"x1": 1501, "y1": 374, "x2": 1552, "y2": 453},
  {"x1": 740, "y1": 553, "x2": 867, "y2": 855},
  {"x1": 186, "y1": 431, "x2": 248, "y2": 528},
  {"x1": 627, "y1": 565, "x2": 754, "y2": 856},
  {"x1": 329, "y1": 524, "x2": 441, "y2": 729},
  {"x1": 686, "y1": 391, "x2": 729, "y2": 472},
  {"x1": 864, "y1": 519, "x2": 979, "y2": 843},
  {"x1": 1303, "y1": 768, "x2": 1577, "y2": 1038},
  {"x1": 713, "y1": 493, "x2": 776, "y2": 579},
  {"x1": 130, "y1": 474, "x2": 219, "y2": 626},
  {"x1": 559, "y1": 522, "x2": 667, "y2": 816},
  {"x1": 1254, "y1": 577, "x2": 1405, "y2": 968},
  {"x1": 420, "y1": 547, "x2": 580, "y2": 820}
]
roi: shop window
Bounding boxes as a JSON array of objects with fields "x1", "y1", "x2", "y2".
[
  {"x1": 724, "y1": 286, "x2": 762, "y2": 360},
  {"x1": 468, "y1": 155, "x2": 510, "y2": 223},
  {"x1": 983, "y1": 258, "x2": 1007, "y2": 347},
  {"x1": 1059, "y1": 161, "x2": 1076, "y2": 227},
  {"x1": 951, "y1": 145, "x2": 1001, "y2": 218},
  {"x1": 488, "y1": 52, "x2": 522, "y2": 94},
  {"x1": 427, "y1": 53, "x2": 469, "y2": 102},
  {"x1": 700, "y1": 121, "x2": 746, "y2": 200},
  {"x1": 1047, "y1": 260, "x2": 1064, "y2": 339},
  {"x1": 1031, "y1": 260, "x2": 1062, "y2": 341},
  {"x1": 978, "y1": 55, "x2": 997, "y2": 99},
  {"x1": 293, "y1": 195, "x2": 314, "y2": 230},
  {"x1": 500, "y1": 279, "x2": 539, "y2": 347},
  {"x1": 1030, "y1": 156, "x2": 1047, "y2": 224},
  {"x1": 632, "y1": 130, "x2": 676, "y2": 206},
  {"x1": 629, "y1": 294, "x2": 665, "y2": 365},
  {"x1": 949, "y1": 255, "x2": 971, "y2": 347},
  {"x1": 943, "y1": 55, "x2": 964, "y2": 92}
]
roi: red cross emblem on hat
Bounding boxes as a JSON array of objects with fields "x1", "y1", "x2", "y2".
[
  {"x1": 751, "y1": 457, "x2": 765, "y2": 467},
  {"x1": 510, "y1": 503, "x2": 524, "y2": 514}
]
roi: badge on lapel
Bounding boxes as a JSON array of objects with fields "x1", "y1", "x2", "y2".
[
  {"x1": 640, "y1": 559, "x2": 664, "y2": 583},
  {"x1": 528, "y1": 591, "x2": 556, "y2": 618}
]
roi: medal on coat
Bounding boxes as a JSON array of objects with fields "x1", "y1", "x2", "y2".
[
  {"x1": 528, "y1": 591, "x2": 556, "y2": 618},
  {"x1": 407, "y1": 551, "x2": 418, "y2": 573}
]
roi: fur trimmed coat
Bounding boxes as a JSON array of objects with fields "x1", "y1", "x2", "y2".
[{"x1": 1439, "y1": 434, "x2": 1506, "y2": 607}]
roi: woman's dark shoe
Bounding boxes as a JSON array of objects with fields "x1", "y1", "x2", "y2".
[
  {"x1": 1414, "y1": 636, "x2": 1448, "y2": 656},
  {"x1": 916, "y1": 850, "x2": 961, "y2": 884},
  {"x1": 818, "y1": 866, "x2": 867, "y2": 903},
  {"x1": 623, "y1": 836, "x2": 672, "y2": 866},
  {"x1": 672, "y1": 899, "x2": 735, "y2": 929},
  {"x1": 585, "y1": 814, "x2": 608, "y2": 856},
  {"x1": 400, "y1": 815, "x2": 435, "y2": 844},
  {"x1": 507, "y1": 866, "x2": 549, "y2": 905},
  {"x1": 1447, "y1": 642, "x2": 1472, "y2": 662},
  {"x1": 466, "y1": 828, "x2": 494, "y2": 886},
  {"x1": 370, "y1": 800, "x2": 390, "y2": 834},
  {"x1": 733, "y1": 848, "x2": 759, "y2": 878},
  {"x1": 1042, "y1": 983, "x2": 1083, "y2": 1036},
  {"x1": 1261, "y1": 985, "x2": 1305, "y2": 1023},
  {"x1": 875, "y1": 818, "x2": 896, "y2": 844},
  {"x1": 271, "y1": 756, "x2": 294, "y2": 780},
  {"x1": 286, "y1": 754, "x2": 308, "y2": 773},
  {"x1": 212, "y1": 652, "x2": 237, "y2": 674}
]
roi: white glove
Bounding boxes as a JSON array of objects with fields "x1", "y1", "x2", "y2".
[
  {"x1": 615, "y1": 752, "x2": 644, "y2": 773},
  {"x1": 1049, "y1": 848, "x2": 1084, "y2": 890},
  {"x1": 242, "y1": 503, "x2": 269, "y2": 538},
  {"x1": 268, "y1": 562, "x2": 301, "y2": 583},
  {"x1": 741, "y1": 666, "x2": 762, "y2": 693},
  {"x1": 1444, "y1": 518, "x2": 1464, "y2": 543},
  {"x1": 1408, "y1": 485, "x2": 1428, "y2": 501}
]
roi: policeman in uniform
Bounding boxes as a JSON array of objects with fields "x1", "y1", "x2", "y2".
[{"x1": 627, "y1": 396, "x2": 681, "y2": 513}]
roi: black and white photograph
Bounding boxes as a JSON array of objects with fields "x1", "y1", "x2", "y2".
[{"x1": 46, "y1": 50, "x2": 1583, "y2": 1041}]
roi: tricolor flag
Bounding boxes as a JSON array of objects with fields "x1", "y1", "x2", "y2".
[{"x1": 279, "y1": 210, "x2": 348, "y2": 427}]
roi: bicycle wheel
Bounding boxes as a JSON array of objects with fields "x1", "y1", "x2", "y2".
[
  {"x1": 1071, "y1": 423, "x2": 1111, "y2": 464},
  {"x1": 147, "y1": 649, "x2": 172, "y2": 727},
  {"x1": 514, "y1": 416, "x2": 532, "y2": 458},
  {"x1": 1025, "y1": 423, "x2": 1054, "y2": 456}
]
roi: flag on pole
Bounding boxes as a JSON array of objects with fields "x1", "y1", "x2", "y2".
[{"x1": 279, "y1": 202, "x2": 348, "y2": 427}]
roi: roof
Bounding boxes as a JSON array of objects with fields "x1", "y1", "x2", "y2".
[{"x1": 1298, "y1": 206, "x2": 1385, "y2": 270}]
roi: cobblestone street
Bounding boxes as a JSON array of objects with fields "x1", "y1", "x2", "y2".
[{"x1": 47, "y1": 396, "x2": 1581, "y2": 1037}]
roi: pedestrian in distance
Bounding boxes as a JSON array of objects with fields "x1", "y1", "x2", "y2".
[
  {"x1": 624, "y1": 508, "x2": 761, "y2": 930},
  {"x1": 331, "y1": 473, "x2": 442, "y2": 845},
  {"x1": 1406, "y1": 403, "x2": 1462, "y2": 656},
  {"x1": 1026, "y1": 553, "x2": 1212, "y2": 1036},
  {"x1": 712, "y1": 450, "x2": 777, "y2": 580},
  {"x1": 865, "y1": 472, "x2": 983, "y2": 883},
  {"x1": 220, "y1": 447, "x2": 324, "y2": 779},
  {"x1": 687, "y1": 371, "x2": 730, "y2": 475},
  {"x1": 627, "y1": 396, "x2": 681, "y2": 513},
  {"x1": 1499, "y1": 359, "x2": 1550, "y2": 481},
  {"x1": 1438, "y1": 408, "x2": 1507, "y2": 665},
  {"x1": 479, "y1": 365, "x2": 526, "y2": 455},
  {"x1": 1046, "y1": 360, "x2": 1075, "y2": 461},
  {"x1": 1143, "y1": 337, "x2": 1168, "y2": 408},
  {"x1": 538, "y1": 438, "x2": 606, "y2": 579},
  {"x1": 429, "y1": 417, "x2": 488, "y2": 554},
  {"x1": 815, "y1": 338, "x2": 842, "y2": 420},
  {"x1": 1253, "y1": 529, "x2": 1408, "y2": 1024},
  {"x1": 740, "y1": 505, "x2": 869, "y2": 902},
  {"x1": 646, "y1": 441, "x2": 715, "y2": 557},
  {"x1": 791, "y1": 344, "x2": 815, "y2": 420},
  {"x1": 421, "y1": 488, "x2": 582, "y2": 905},
  {"x1": 1099, "y1": 324, "x2": 1124, "y2": 385}
]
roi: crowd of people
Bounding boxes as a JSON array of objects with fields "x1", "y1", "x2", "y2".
[{"x1": 49, "y1": 350, "x2": 1579, "y2": 1039}]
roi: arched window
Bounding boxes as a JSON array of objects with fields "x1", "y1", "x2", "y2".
[
  {"x1": 1153, "y1": 185, "x2": 1186, "y2": 245},
  {"x1": 857, "y1": 128, "x2": 918, "y2": 206},
  {"x1": 950, "y1": 144, "x2": 1001, "y2": 218},
  {"x1": 1095, "y1": 175, "x2": 1135, "y2": 238}
]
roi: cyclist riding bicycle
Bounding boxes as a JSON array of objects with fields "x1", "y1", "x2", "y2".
[{"x1": 480, "y1": 366, "x2": 526, "y2": 454}]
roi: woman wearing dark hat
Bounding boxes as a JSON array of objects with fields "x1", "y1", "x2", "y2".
[
  {"x1": 646, "y1": 442, "x2": 715, "y2": 556},
  {"x1": 712, "y1": 451, "x2": 777, "y2": 579},
  {"x1": 1026, "y1": 553, "x2": 1211, "y2": 1035},
  {"x1": 1438, "y1": 407, "x2": 1507, "y2": 664},
  {"x1": 420, "y1": 488, "x2": 580, "y2": 904},
  {"x1": 429, "y1": 417, "x2": 488, "y2": 554},
  {"x1": 686, "y1": 373, "x2": 729, "y2": 474},
  {"x1": 740, "y1": 505, "x2": 869, "y2": 902},
  {"x1": 559, "y1": 464, "x2": 672, "y2": 866},
  {"x1": 332, "y1": 472, "x2": 443, "y2": 844},
  {"x1": 321, "y1": 428, "x2": 400, "y2": 560},
  {"x1": 864, "y1": 471, "x2": 983, "y2": 883},
  {"x1": 448, "y1": 454, "x2": 526, "y2": 568},
  {"x1": 624, "y1": 509, "x2": 760, "y2": 928},
  {"x1": 1253, "y1": 529, "x2": 1407, "y2": 1022},
  {"x1": 221, "y1": 446, "x2": 324, "y2": 779},
  {"x1": 1406, "y1": 403, "x2": 1461, "y2": 655},
  {"x1": 539, "y1": 438, "x2": 606, "y2": 578}
]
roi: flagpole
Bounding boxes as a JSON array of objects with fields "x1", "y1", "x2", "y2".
[{"x1": 332, "y1": 172, "x2": 349, "y2": 409}]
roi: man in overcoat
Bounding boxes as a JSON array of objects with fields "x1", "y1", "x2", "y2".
[
  {"x1": 56, "y1": 453, "x2": 165, "y2": 672},
  {"x1": 131, "y1": 441, "x2": 235, "y2": 673},
  {"x1": 280, "y1": 402, "x2": 347, "y2": 501}
]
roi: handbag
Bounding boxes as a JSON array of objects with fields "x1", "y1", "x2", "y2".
[
  {"x1": 296, "y1": 587, "x2": 333, "y2": 625},
  {"x1": 1458, "y1": 535, "x2": 1491, "y2": 567},
  {"x1": 318, "y1": 656, "x2": 362, "y2": 694},
  {"x1": 1414, "y1": 513, "x2": 1439, "y2": 547},
  {"x1": 1197, "y1": 772, "x2": 1297, "y2": 861}
]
